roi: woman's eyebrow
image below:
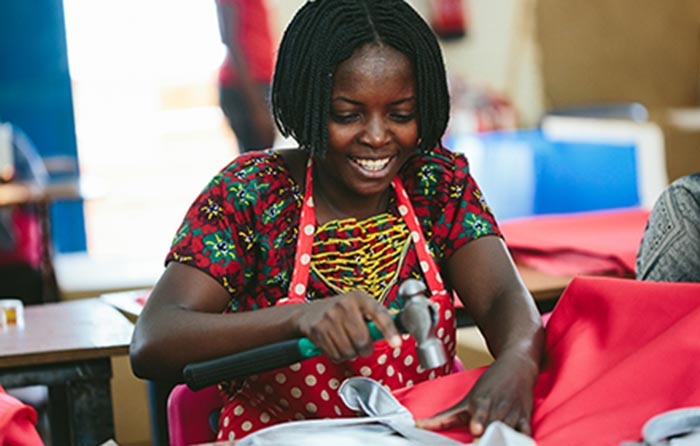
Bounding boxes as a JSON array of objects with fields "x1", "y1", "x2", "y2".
[
  {"x1": 331, "y1": 96, "x2": 363, "y2": 105},
  {"x1": 331, "y1": 96, "x2": 417, "y2": 105},
  {"x1": 390, "y1": 97, "x2": 417, "y2": 105}
]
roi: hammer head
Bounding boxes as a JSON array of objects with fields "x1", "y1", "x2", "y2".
[{"x1": 397, "y1": 279, "x2": 448, "y2": 370}]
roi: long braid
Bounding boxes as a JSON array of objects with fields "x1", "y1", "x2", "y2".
[{"x1": 272, "y1": 0, "x2": 450, "y2": 157}]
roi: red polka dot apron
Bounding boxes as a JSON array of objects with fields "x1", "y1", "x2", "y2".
[{"x1": 216, "y1": 160, "x2": 457, "y2": 442}]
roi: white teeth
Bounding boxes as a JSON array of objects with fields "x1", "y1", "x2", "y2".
[{"x1": 352, "y1": 157, "x2": 391, "y2": 172}]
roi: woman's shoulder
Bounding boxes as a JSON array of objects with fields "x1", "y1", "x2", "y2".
[
  {"x1": 400, "y1": 145, "x2": 470, "y2": 188},
  {"x1": 210, "y1": 148, "x2": 304, "y2": 190}
]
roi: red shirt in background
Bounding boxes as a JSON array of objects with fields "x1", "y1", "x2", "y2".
[{"x1": 217, "y1": 0, "x2": 275, "y2": 86}]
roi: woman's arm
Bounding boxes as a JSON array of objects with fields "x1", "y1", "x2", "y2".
[
  {"x1": 448, "y1": 235, "x2": 543, "y2": 368},
  {"x1": 130, "y1": 262, "x2": 401, "y2": 383},
  {"x1": 418, "y1": 235, "x2": 544, "y2": 435},
  {"x1": 130, "y1": 262, "x2": 302, "y2": 382}
]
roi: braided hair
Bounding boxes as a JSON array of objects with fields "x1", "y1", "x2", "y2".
[{"x1": 271, "y1": 0, "x2": 450, "y2": 158}]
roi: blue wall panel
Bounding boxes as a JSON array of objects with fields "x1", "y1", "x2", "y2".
[
  {"x1": 0, "y1": 0, "x2": 87, "y2": 252},
  {"x1": 447, "y1": 129, "x2": 640, "y2": 221}
]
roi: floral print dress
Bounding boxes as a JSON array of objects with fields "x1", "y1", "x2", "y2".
[{"x1": 167, "y1": 146, "x2": 501, "y2": 441}]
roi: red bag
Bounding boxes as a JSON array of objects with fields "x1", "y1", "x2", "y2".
[
  {"x1": 394, "y1": 276, "x2": 700, "y2": 445},
  {"x1": 0, "y1": 385, "x2": 43, "y2": 446}
]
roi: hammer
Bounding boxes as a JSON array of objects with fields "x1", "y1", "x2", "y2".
[{"x1": 183, "y1": 279, "x2": 447, "y2": 391}]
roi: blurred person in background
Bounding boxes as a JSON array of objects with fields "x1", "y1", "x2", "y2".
[{"x1": 216, "y1": 0, "x2": 277, "y2": 154}]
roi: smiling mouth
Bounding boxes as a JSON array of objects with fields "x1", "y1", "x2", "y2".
[{"x1": 350, "y1": 156, "x2": 394, "y2": 172}]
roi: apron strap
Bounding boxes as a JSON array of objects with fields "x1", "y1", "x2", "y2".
[
  {"x1": 281, "y1": 157, "x2": 315, "y2": 304},
  {"x1": 282, "y1": 159, "x2": 445, "y2": 304},
  {"x1": 391, "y1": 177, "x2": 446, "y2": 295}
]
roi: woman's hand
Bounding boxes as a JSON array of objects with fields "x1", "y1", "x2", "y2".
[
  {"x1": 295, "y1": 290, "x2": 402, "y2": 362},
  {"x1": 416, "y1": 351, "x2": 539, "y2": 436},
  {"x1": 433, "y1": 236, "x2": 544, "y2": 437}
]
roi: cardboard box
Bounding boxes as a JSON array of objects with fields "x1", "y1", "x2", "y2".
[
  {"x1": 534, "y1": 0, "x2": 700, "y2": 182},
  {"x1": 649, "y1": 108, "x2": 700, "y2": 182},
  {"x1": 456, "y1": 326, "x2": 494, "y2": 370}
]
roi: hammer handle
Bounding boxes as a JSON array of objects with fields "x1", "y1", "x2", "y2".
[{"x1": 184, "y1": 319, "x2": 399, "y2": 391}]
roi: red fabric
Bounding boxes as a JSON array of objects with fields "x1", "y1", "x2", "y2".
[
  {"x1": 0, "y1": 386, "x2": 43, "y2": 446},
  {"x1": 217, "y1": 0, "x2": 275, "y2": 86},
  {"x1": 500, "y1": 208, "x2": 650, "y2": 276},
  {"x1": 393, "y1": 276, "x2": 700, "y2": 445}
]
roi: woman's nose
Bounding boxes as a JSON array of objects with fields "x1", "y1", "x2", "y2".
[{"x1": 360, "y1": 116, "x2": 390, "y2": 148}]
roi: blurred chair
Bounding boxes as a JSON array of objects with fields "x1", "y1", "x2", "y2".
[
  {"x1": 543, "y1": 102, "x2": 649, "y2": 123},
  {"x1": 167, "y1": 384, "x2": 220, "y2": 446},
  {"x1": 0, "y1": 122, "x2": 51, "y2": 305}
]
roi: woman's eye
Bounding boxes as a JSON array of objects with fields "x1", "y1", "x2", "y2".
[
  {"x1": 391, "y1": 112, "x2": 416, "y2": 123},
  {"x1": 330, "y1": 112, "x2": 359, "y2": 123}
]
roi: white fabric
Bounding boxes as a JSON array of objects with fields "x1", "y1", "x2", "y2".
[{"x1": 237, "y1": 377, "x2": 536, "y2": 446}]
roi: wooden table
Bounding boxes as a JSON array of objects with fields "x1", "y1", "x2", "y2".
[
  {"x1": 517, "y1": 264, "x2": 574, "y2": 310},
  {"x1": 0, "y1": 298, "x2": 134, "y2": 446},
  {"x1": 450, "y1": 264, "x2": 573, "y2": 327},
  {"x1": 0, "y1": 177, "x2": 100, "y2": 207},
  {"x1": 99, "y1": 265, "x2": 575, "y2": 329}
]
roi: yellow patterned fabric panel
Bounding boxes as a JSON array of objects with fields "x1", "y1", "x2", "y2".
[{"x1": 311, "y1": 213, "x2": 410, "y2": 303}]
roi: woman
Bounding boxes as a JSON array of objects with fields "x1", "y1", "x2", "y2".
[{"x1": 130, "y1": 0, "x2": 544, "y2": 442}]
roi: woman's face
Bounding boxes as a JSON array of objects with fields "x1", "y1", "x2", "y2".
[{"x1": 319, "y1": 43, "x2": 419, "y2": 199}]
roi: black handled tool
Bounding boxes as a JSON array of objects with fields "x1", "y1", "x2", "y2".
[{"x1": 183, "y1": 279, "x2": 445, "y2": 391}]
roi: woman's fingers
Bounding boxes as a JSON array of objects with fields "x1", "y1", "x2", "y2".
[
  {"x1": 414, "y1": 396, "x2": 490, "y2": 437},
  {"x1": 468, "y1": 396, "x2": 490, "y2": 436},
  {"x1": 417, "y1": 397, "x2": 532, "y2": 438},
  {"x1": 415, "y1": 406, "x2": 469, "y2": 431},
  {"x1": 357, "y1": 296, "x2": 402, "y2": 348},
  {"x1": 516, "y1": 416, "x2": 532, "y2": 436},
  {"x1": 501, "y1": 407, "x2": 522, "y2": 433},
  {"x1": 342, "y1": 301, "x2": 375, "y2": 358},
  {"x1": 301, "y1": 290, "x2": 401, "y2": 361},
  {"x1": 415, "y1": 374, "x2": 534, "y2": 437}
]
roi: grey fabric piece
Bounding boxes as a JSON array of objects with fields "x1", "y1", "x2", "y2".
[
  {"x1": 339, "y1": 377, "x2": 462, "y2": 445},
  {"x1": 643, "y1": 407, "x2": 700, "y2": 446},
  {"x1": 237, "y1": 377, "x2": 536, "y2": 446},
  {"x1": 636, "y1": 173, "x2": 700, "y2": 282},
  {"x1": 619, "y1": 407, "x2": 700, "y2": 445}
]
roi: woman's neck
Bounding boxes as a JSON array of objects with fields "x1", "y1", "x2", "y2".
[{"x1": 313, "y1": 170, "x2": 391, "y2": 225}]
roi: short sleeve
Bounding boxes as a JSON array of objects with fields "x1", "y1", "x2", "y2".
[
  {"x1": 166, "y1": 156, "x2": 259, "y2": 298},
  {"x1": 443, "y1": 157, "x2": 502, "y2": 257},
  {"x1": 401, "y1": 147, "x2": 501, "y2": 266}
]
